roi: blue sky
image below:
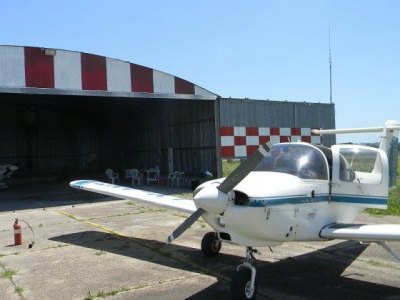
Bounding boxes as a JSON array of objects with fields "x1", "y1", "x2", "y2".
[{"x1": 2, "y1": 1, "x2": 399, "y2": 143}]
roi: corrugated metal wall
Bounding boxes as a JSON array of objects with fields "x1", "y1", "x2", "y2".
[
  {"x1": 219, "y1": 98, "x2": 336, "y2": 146},
  {"x1": 121, "y1": 100, "x2": 217, "y2": 176}
]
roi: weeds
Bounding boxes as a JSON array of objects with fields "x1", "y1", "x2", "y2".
[
  {"x1": 95, "y1": 250, "x2": 106, "y2": 256},
  {"x1": 3, "y1": 268, "x2": 16, "y2": 279},
  {"x1": 15, "y1": 286, "x2": 24, "y2": 295},
  {"x1": 85, "y1": 287, "x2": 130, "y2": 299},
  {"x1": 84, "y1": 291, "x2": 94, "y2": 300}
]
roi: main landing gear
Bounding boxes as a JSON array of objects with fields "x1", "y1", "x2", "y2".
[{"x1": 231, "y1": 247, "x2": 258, "y2": 300}]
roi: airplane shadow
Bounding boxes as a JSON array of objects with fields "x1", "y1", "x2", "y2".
[{"x1": 50, "y1": 231, "x2": 400, "y2": 299}]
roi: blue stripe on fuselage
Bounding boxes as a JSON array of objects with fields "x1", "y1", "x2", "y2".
[
  {"x1": 249, "y1": 194, "x2": 329, "y2": 207},
  {"x1": 330, "y1": 194, "x2": 387, "y2": 205},
  {"x1": 249, "y1": 194, "x2": 387, "y2": 207}
]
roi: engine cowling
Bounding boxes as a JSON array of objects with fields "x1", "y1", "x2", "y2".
[{"x1": 194, "y1": 184, "x2": 228, "y2": 214}]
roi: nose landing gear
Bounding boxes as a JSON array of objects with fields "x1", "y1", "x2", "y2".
[
  {"x1": 200, "y1": 234, "x2": 258, "y2": 299},
  {"x1": 231, "y1": 247, "x2": 258, "y2": 300},
  {"x1": 201, "y1": 232, "x2": 222, "y2": 257}
]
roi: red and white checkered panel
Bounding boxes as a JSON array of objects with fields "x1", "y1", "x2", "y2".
[{"x1": 220, "y1": 126, "x2": 321, "y2": 158}]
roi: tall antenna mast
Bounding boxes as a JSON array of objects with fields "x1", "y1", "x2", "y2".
[{"x1": 329, "y1": 28, "x2": 333, "y2": 104}]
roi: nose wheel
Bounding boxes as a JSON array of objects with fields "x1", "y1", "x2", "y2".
[
  {"x1": 201, "y1": 232, "x2": 222, "y2": 257},
  {"x1": 231, "y1": 247, "x2": 258, "y2": 300}
]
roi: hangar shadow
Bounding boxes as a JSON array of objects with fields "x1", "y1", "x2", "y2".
[
  {"x1": 50, "y1": 231, "x2": 400, "y2": 299},
  {"x1": 0, "y1": 180, "x2": 114, "y2": 212}
]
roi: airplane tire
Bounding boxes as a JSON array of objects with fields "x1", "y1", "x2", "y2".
[
  {"x1": 231, "y1": 268, "x2": 258, "y2": 300},
  {"x1": 201, "y1": 232, "x2": 221, "y2": 257}
]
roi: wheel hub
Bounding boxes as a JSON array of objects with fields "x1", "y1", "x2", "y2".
[{"x1": 245, "y1": 281, "x2": 254, "y2": 298}]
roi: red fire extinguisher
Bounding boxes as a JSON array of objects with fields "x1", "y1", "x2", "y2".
[{"x1": 14, "y1": 219, "x2": 22, "y2": 245}]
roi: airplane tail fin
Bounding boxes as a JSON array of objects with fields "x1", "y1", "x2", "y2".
[
  {"x1": 383, "y1": 121, "x2": 400, "y2": 189},
  {"x1": 378, "y1": 120, "x2": 400, "y2": 152},
  {"x1": 388, "y1": 137, "x2": 398, "y2": 188}
]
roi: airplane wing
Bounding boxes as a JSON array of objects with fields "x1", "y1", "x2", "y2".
[
  {"x1": 320, "y1": 223, "x2": 400, "y2": 242},
  {"x1": 69, "y1": 180, "x2": 197, "y2": 214}
]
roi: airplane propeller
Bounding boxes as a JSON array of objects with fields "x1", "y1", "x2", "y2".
[
  {"x1": 166, "y1": 143, "x2": 271, "y2": 244},
  {"x1": 217, "y1": 143, "x2": 271, "y2": 194},
  {"x1": 166, "y1": 208, "x2": 204, "y2": 243}
]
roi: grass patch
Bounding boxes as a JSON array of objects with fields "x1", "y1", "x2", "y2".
[
  {"x1": 222, "y1": 159, "x2": 241, "y2": 177},
  {"x1": 365, "y1": 259, "x2": 399, "y2": 269},
  {"x1": 95, "y1": 250, "x2": 106, "y2": 256},
  {"x1": 85, "y1": 287, "x2": 130, "y2": 299},
  {"x1": 3, "y1": 268, "x2": 16, "y2": 279},
  {"x1": 15, "y1": 286, "x2": 24, "y2": 295},
  {"x1": 96, "y1": 290, "x2": 118, "y2": 297},
  {"x1": 173, "y1": 192, "x2": 193, "y2": 199},
  {"x1": 133, "y1": 283, "x2": 149, "y2": 290},
  {"x1": 172, "y1": 212, "x2": 190, "y2": 219},
  {"x1": 367, "y1": 260, "x2": 385, "y2": 267},
  {"x1": 84, "y1": 291, "x2": 94, "y2": 300}
]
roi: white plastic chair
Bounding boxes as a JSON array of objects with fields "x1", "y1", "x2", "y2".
[
  {"x1": 147, "y1": 166, "x2": 160, "y2": 184},
  {"x1": 168, "y1": 171, "x2": 185, "y2": 187},
  {"x1": 125, "y1": 169, "x2": 142, "y2": 186},
  {"x1": 105, "y1": 168, "x2": 119, "y2": 184},
  {"x1": 0, "y1": 165, "x2": 18, "y2": 189},
  {"x1": 167, "y1": 171, "x2": 179, "y2": 187}
]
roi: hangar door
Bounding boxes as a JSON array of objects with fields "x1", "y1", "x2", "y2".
[{"x1": 0, "y1": 93, "x2": 218, "y2": 180}]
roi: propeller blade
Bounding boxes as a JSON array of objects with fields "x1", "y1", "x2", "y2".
[
  {"x1": 166, "y1": 208, "x2": 205, "y2": 244},
  {"x1": 218, "y1": 143, "x2": 271, "y2": 194}
]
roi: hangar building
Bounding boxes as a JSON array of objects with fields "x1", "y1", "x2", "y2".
[{"x1": 0, "y1": 45, "x2": 335, "y2": 181}]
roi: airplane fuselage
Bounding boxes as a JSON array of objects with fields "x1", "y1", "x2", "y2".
[
  {"x1": 199, "y1": 173, "x2": 361, "y2": 247},
  {"x1": 195, "y1": 142, "x2": 389, "y2": 247}
]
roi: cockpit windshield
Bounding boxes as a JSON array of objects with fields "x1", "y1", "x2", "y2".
[{"x1": 254, "y1": 144, "x2": 328, "y2": 180}]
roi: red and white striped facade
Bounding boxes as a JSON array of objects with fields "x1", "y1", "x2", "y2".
[
  {"x1": 220, "y1": 126, "x2": 321, "y2": 158},
  {"x1": 0, "y1": 46, "x2": 216, "y2": 97}
]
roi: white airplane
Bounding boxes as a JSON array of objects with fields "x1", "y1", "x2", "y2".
[
  {"x1": 70, "y1": 120, "x2": 400, "y2": 300},
  {"x1": 0, "y1": 164, "x2": 18, "y2": 189}
]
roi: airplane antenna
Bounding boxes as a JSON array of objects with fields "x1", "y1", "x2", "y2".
[{"x1": 329, "y1": 28, "x2": 333, "y2": 104}]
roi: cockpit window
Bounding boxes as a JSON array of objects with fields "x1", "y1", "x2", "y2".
[
  {"x1": 255, "y1": 144, "x2": 328, "y2": 180},
  {"x1": 338, "y1": 147, "x2": 383, "y2": 184}
]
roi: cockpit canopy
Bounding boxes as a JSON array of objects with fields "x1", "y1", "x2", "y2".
[{"x1": 255, "y1": 143, "x2": 329, "y2": 180}]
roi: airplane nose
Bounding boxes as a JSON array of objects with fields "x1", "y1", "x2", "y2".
[{"x1": 194, "y1": 185, "x2": 228, "y2": 214}]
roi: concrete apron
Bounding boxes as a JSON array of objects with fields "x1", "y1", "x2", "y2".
[{"x1": 0, "y1": 199, "x2": 400, "y2": 299}]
